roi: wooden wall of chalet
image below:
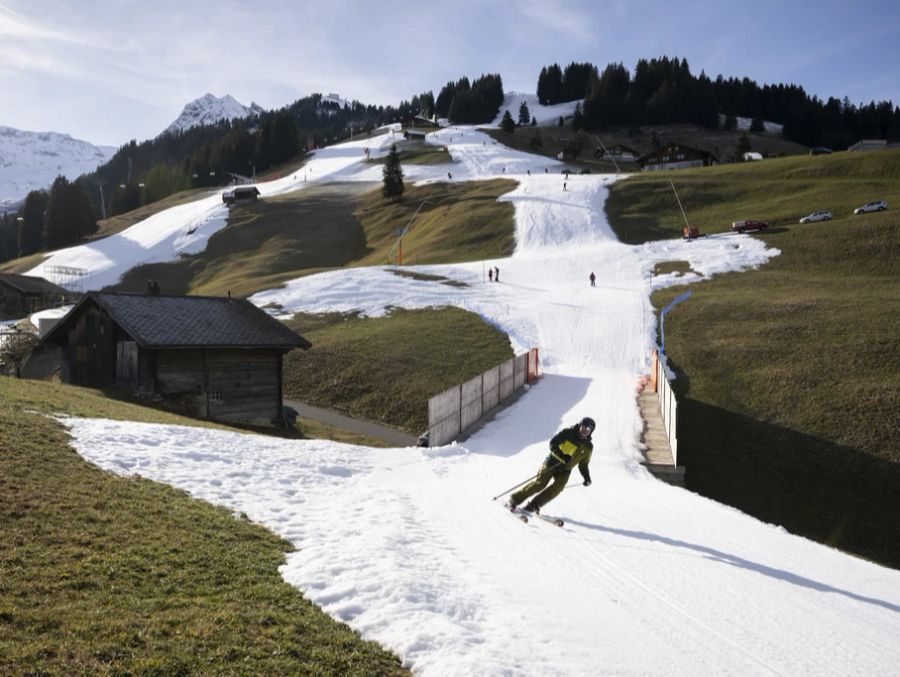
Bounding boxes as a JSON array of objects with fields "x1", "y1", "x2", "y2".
[
  {"x1": 151, "y1": 348, "x2": 283, "y2": 427},
  {"x1": 61, "y1": 304, "x2": 119, "y2": 386}
]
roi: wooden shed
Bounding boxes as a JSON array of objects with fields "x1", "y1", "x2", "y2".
[
  {"x1": 41, "y1": 291, "x2": 311, "y2": 427},
  {"x1": 0, "y1": 272, "x2": 72, "y2": 321}
]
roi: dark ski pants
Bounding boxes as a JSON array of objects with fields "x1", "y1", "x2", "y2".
[{"x1": 510, "y1": 458, "x2": 571, "y2": 510}]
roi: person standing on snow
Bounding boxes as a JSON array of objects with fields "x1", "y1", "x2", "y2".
[
  {"x1": 488, "y1": 268, "x2": 493, "y2": 282},
  {"x1": 507, "y1": 417, "x2": 595, "y2": 514},
  {"x1": 589, "y1": 272, "x2": 596, "y2": 287}
]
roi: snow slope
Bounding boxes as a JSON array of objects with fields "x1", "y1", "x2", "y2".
[
  {"x1": 490, "y1": 91, "x2": 580, "y2": 127},
  {"x1": 50, "y1": 124, "x2": 900, "y2": 675}
]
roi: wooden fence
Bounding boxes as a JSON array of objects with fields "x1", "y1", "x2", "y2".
[
  {"x1": 651, "y1": 349, "x2": 678, "y2": 464},
  {"x1": 427, "y1": 348, "x2": 540, "y2": 447}
]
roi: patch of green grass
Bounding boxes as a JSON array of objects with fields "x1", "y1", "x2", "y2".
[
  {"x1": 283, "y1": 308, "x2": 515, "y2": 433},
  {"x1": 606, "y1": 148, "x2": 900, "y2": 244},
  {"x1": 0, "y1": 377, "x2": 406, "y2": 674},
  {"x1": 653, "y1": 261, "x2": 694, "y2": 276},
  {"x1": 608, "y1": 151, "x2": 900, "y2": 566},
  {"x1": 105, "y1": 179, "x2": 516, "y2": 297},
  {"x1": 369, "y1": 140, "x2": 453, "y2": 165},
  {"x1": 354, "y1": 180, "x2": 517, "y2": 266}
]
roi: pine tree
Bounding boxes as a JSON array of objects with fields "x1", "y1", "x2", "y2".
[
  {"x1": 518, "y1": 101, "x2": 531, "y2": 126},
  {"x1": 500, "y1": 110, "x2": 516, "y2": 134},
  {"x1": 382, "y1": 144, "x2": 404, "y2": 202},
  {"x1": 18, "y1": 190, "x2": 47, "y2": 257}
]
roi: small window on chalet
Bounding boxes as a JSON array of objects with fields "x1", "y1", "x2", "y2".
[{"x1": 208, "y1": 389, "x2": 224, "y2": 402}]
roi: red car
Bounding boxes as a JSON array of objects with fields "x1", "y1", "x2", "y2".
[{"x1": 731, "y1": 220, "x2": 769, "y2": 233}]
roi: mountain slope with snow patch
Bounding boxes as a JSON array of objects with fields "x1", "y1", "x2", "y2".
[{"x1": 46, "y1": 122, "x2": 900, "y2": 675}]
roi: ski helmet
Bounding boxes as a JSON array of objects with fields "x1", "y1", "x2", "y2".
[{"x1": 580, "y1": 416, "x2": 596, "y2": 432}]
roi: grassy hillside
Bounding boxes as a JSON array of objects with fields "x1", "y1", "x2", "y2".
[
  {"x1": 283, "y1": 307, "x2": 516, "y2": 434},
  {"x1": 606, "y1": 149, "x2": 900, "y2": 567},
  {"x1": 0, "y1": 378, "x2": 405, "y2": 674},
  {"x1": 606, "y1": 148, "x2": 900, "y2": 242},
  {"x1": 105, "y1": 179, "x2": 516, "y2": 297}
]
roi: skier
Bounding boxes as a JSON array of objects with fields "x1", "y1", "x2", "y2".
[
  {"x1": 494, "y1": 266, "x2": 500, "y2": 282},
  {"x1": 507, "y1": 417, "x2": 595, "y2": 514},
  {"x1": 589, "y1": 272, "x2": 596, "y2": 287},
  {"x1": 488, "y1": 268, "x2": 493, "y2": 282}
]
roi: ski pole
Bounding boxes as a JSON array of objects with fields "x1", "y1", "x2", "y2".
[
  {"x1": 492, "y1": 457, "x2": 569, "y2": 501},
  {"x1": 491, "y1": 472, "x2": 539, "y2": 501}
]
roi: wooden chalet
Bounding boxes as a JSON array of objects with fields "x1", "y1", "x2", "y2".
[
  {"x1": 0, "y1": 272, "x2": 72, "y2": 320},
  {"x1": 41, "y1": 291, "x2": 311, "y2": 427},
  {"x1": 595, "y1": 144, "x2": 640, "y2": 161},
  {"x1": 639, "y1": 143, "x2": 718, "y2": 171}
]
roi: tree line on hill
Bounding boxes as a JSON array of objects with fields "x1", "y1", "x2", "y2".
[
  {"x1": 0, "y1": 176, "x2": 96, "y2": 264},
  {"x1": 532, "y1": 56, "x2": 899, "y2": 149},
  {"x1": 434, "y1": 74, "x2": 504, "y2": 125}
]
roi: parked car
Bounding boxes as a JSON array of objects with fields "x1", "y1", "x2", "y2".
[
  {"x1": 809, "y1": 147, "x2": 833, "y2": 155},
  {"x1": 731, "y1": 220, "x2": 769, "y2": 233},
  {"x1": 578, "y1": 168, "x2": 592, "y2": 175},
  {"x1": 854, "y1": 200, "x2": 888, "y2": 214},
  {"x1": 799, "y1": 210, "x2": 833, "y2": 224}
]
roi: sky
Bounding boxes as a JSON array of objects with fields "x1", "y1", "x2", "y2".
[
  {"x1": 29, "y1": 124, "x2": 900, "y2": 674},
  {"x1": 1, "y1": 0, "x2": 899, "y2": 147}
]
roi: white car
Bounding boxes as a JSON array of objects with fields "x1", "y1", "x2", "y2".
[
  {"x1": 799, "y1": 210, "x2": 832, "y2": 224},
  {"x1": 854, "y1": 200, "x2": 888, "y2": 214}
]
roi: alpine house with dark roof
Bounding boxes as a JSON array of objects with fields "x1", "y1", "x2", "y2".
[
  {"x1": 0, "y1": 272, "x2": 73, "y2": 320},
  {"x1": 41, "y1": 291, "x2": 311, "y2": 427}
]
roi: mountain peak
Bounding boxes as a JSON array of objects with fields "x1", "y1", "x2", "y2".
[
  {"x1": 162, "y1": 93, "x2": 260, "y2": 136},
  {"x1": 0, "y1": 125, "x2": 116, "y2": 210}
]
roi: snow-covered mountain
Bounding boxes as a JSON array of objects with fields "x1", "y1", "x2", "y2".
[
  {"x1": 0, "y1": 126, "x2": 116, "y2": 211},
  {"x1": 162, "y1": 93, "x2": 263, "y2": 136}
]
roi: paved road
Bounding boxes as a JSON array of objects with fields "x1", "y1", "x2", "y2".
[{"x1": 284, "y1": 399, "x2": 418, "y2": 447}]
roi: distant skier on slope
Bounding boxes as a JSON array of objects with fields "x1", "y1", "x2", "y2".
[{"x1": 507, "y1": 417, "x2": 594, "y2": 514}]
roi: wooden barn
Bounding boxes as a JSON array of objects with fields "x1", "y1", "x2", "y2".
[
  {"x1": 639, "y1": 143, "x2": 718, "y2": 171},
  {"x1": 0, "y1": 272, "x2": 72, "y2": 320},
  {"x1": 41, "y1": 291, "x2": 311, "y2": 427}
]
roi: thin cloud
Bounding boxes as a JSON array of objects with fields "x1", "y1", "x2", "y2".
[
  {"x1": 0, "y1": 3, "x2": 104, "y2": 47},
  {"x1": 514, "y1": 0, "x2": 594, "y2": 42}
]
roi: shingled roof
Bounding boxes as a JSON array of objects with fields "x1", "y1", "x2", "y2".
[
  {"x1": 44, "y1": 292, "x2": 310, "y2": 350},
  {"x1": 0, "y1": 272, "x2": 69, "y2": 296}
]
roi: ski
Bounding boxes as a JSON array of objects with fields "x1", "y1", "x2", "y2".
[
  {"x1": 536, "y1": 514, "x2": 565, "y2": 528},
  {"x1": 501, "y1": 503, "x2": 529, "y2": 523},
  {"x1": 502, "y1": 503, "x2": 564, "y2": 527}
]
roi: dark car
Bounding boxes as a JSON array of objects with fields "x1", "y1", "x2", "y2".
[
  {"x1": 810, "y1": 147, "x2": 833, "y2": 155},
  {"x1": 579, "y1": 168, "x2": 592, "y2": 175},
  {"x1": 731, "y1": 220, "x2": 769, "y2": 233}
]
